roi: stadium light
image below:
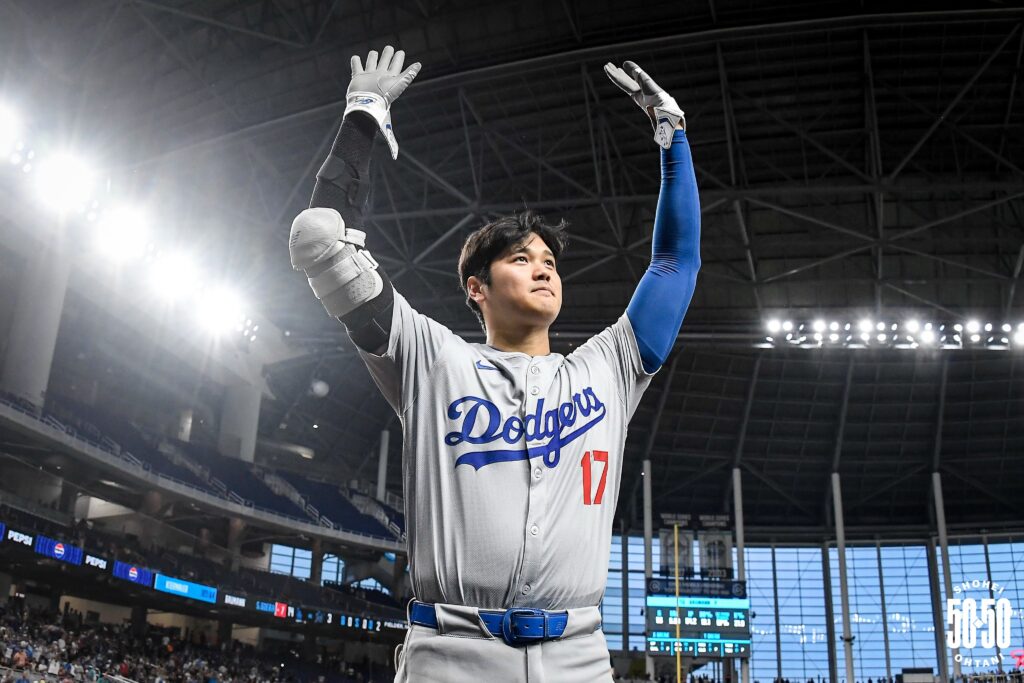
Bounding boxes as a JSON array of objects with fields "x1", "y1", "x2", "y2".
[
  {"x1": 149, "y1": 252, "x2": 198, "y2": 301},
  {"x1": 905, "y1": 319, "x2": 920, "y2": 334},
  {"x1": 95, "y1": 206, "x2": 150, "y2": 262},
  {"x1": 858, "y1": 319, "x2": 873, "y2": 333},
  {"x1": 766, "y1": 319, "x2": 781, "y2": 333},
  {"x1": 782, "y1": 320, "x2": 793, "y2": 332},
  {"x1": 34, "y1": 152, "x2": 97, "y2": 212},
  {"x1": 920, "y1": 328, "x2": 936, "y2": 345},
  {"x1": 1014, "y1": 329, "x2": 1024, "y2": 347},
  {"x1": 0, "y1": 104, "x2": 21, "y2": 156},
  {"x1": 966, "y1": 320, "x2": 980, "y2": 334},
  {"x1": 195, "y1": 286, "x2": 246, "y2": 335},
  {"x1": 812, "y1": 319, "x2": 826, "y2": 333}
]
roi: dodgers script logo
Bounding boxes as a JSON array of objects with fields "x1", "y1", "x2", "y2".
[{"x1": 444, "y1": 387, "x2": 606, "y2": 470}]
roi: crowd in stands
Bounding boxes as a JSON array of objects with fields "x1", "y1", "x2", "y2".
[{"x1": 0, "y1": 601, "x2": 391, "y2": 682}]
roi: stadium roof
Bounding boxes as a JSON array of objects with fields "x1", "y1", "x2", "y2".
[{"x1": 2, "y1": 0, "x2": 1023, "y2": 538}]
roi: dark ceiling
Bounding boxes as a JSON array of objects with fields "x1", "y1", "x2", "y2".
[{"x1": 2, "y1": 0, "x2": 1023, "y2": 538}]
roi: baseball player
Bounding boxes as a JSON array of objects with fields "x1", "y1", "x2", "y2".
[{"x1": 288, "y1": 46, "x2": 700, "y2": 682}]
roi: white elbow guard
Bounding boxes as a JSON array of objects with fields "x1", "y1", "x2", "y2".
[{"x1": 289, "y1": 207, "x2": 383, "y2": 319}]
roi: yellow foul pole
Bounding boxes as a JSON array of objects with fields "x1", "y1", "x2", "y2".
[{"x1": 674, "y1": 523, "x2": 681, "y2": 683}]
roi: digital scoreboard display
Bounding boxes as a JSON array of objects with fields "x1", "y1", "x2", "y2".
[{"x1": 645, "y1": 583, "x2": 751, "y2": 659}]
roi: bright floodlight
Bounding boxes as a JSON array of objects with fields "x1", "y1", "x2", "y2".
[
  {"x1": 196, "y1": 287, "x2": 246, "y2": 335},
  {"x1": 858, "y1": 319, "x2": 873, "y2": 333},
  {"x1": 966, "y1": 320, "x2": 980, "y2": 334},
  {"x1": 0, "y1": 105, "x2": 20, "y2": 155},
  {"x1": 767, "y1": 319, "x2": 781, "y2": 333},
  {"x1": 812, "y1": 319, "x2": 826, "y2": 333},
  {"x1": 920, "y1": 328, "x2": 936, "y2": 344},
  {"x1": 34, "y1": 152, "x2": 97, "y2": 212},
  {"x1": 782, "y1": 320, "x2": 793, "y2": 332},
  {"x1": 149, "y1": 252, "x2": 198, "y2": 301},
  {"x1": 95, "y1": 206, "x2": 149, "y2": 262},
  {"x1": 829, "y1": 321, "x2": 839, "y2": 331},
  {"x1": 905, "y1": 319, "x2": 920, "y2": 333},
  {"x1": 1014, "y1": 330, "x2": 1024, "y2": 346}
]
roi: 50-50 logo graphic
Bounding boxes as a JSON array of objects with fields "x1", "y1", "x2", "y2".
[{"x1": 946, "y1": 597, "x2": 1013, "y2": 649}]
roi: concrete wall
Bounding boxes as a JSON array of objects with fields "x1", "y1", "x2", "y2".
[
  {"x1": 0, "y1": 461, "x2": 63, "y2": 509},
  {"x1": 59, "y1": 596, "x2": 133, "y2": 625},
  {"x1": 146, "y1": 610, "x2": 219, "y2": 644}
]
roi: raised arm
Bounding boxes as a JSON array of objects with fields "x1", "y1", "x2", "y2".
[
  {"x1": 605, "y1": 61, "x2": 701, "y2": 373},
  {"x1": 289, "y1": 46, "x2": 420, "y2": 354}
]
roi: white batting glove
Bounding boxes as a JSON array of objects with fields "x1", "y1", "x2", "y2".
[
  {"x1": 604, "y1": 60, "x2": 685, "y2": 149},
  {"x1": 346, "y1": 45, "x2": 422, "y2": 159}
]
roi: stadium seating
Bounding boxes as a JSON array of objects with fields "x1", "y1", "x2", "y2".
[
  {"x1": 278, "y1": 473, "x2": 393, "y2": 539},
  {"x1": 43, "y1": 396, "x2": 216, "y2": 495},
  {"x1": 176, "y1": 441, "x2": 310, "y2": 522}
]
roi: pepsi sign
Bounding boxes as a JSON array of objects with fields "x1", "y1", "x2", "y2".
[
  {"x1": 113, "y1": 561, "x2": 153, "y2": 586},
  {"x1": 84, "y1": 554, "x2": 108, "y2": 570},
  {"x1": 33, "y1": 535, "x2": 83, "y2": 565},
  {"x1": 6, "y1": 529, "x2": 33, "y2": 546}
]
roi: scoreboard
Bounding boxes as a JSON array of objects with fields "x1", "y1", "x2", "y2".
[{"x1": 645, "y1": 580, "x2": 751, "y2": 658}]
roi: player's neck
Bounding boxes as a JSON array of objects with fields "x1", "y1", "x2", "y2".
[{"x1": 485, "y1": 324, "x2": 551, "y2": 356}]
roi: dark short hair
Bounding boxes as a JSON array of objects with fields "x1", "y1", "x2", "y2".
[{"x1": 457, "y1": 210, "x2": 569, "y2": 328}]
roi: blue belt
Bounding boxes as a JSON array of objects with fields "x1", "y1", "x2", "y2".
[{"x1": 409, "y1": 600, "x2": 569, "y2": 647}]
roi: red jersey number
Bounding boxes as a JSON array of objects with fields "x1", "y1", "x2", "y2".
[{"x1": 581, "y1": 450, "x2": 609, "y2": 506}]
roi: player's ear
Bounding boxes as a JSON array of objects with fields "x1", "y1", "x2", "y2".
[{"x1": 466, "y1": 275, "x2": 486, "y2": 303}]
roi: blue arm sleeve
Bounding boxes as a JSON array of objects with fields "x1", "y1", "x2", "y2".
[{"x1": 625, "y1": 129, "x2": 701, "y2": 373}]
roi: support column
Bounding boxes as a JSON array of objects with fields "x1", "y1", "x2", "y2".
[
  {"x1": 130, "y1": 604, "x2": 148, "y2": 636},
  {"x1": 822, "y1": 543, "x2": 838, "y2": 683},
  {"x1": 876, "y1": 540, "x2": 892, "y2": 681},
  {"x1": 620, "y1": 518, "x2": 630, "y2": 653},
  {"x1": 642, "y1": 458, "x2": 653, "y2": 677},
  {"x1": 217, "y1": 381, "x2": 262, "y2": 462},
  {"x1": 931, "y1": 357, "x2": 958, "y2": 680},
  {"x1": 309, "y1": 538, "x2": 323, "y2": 586},
  {"x1": 933, "y1": 472, "x2": 959, "y2": 679},
  {"x1": 732, "y1": 467, "x2": 749, "y2": 683},
  {"x1": 832, "y1": 472, "x2": 856, "y2": 683},
  {"x1": 0, "y1": 227, "x2": 73, "y2": 408},
  {"x1": 226, "y1": 518, "x2": 246, "y2": 571},
  {"x1": 217, "y1": 619, "x2": 233, "y2": 648},
  {"x1": 376, "y1": 430, "x2": 390, "y2": 501},
  {"x1": 176, "y1": 408, "x2": 194, "y2": 442},
  {"x1": 58, "y1": 480, "x2": 79, "y2": 515},
  {"x1": 927, "y1": 537, "x2": 951, "y2": 683},
  {"x1": 982, "y1": 535, "x2": 1003, "y2": 673},
  {"x1": 773, "y1": 545, "x2": 784, "y2": 683},
  {"x1": 0, "y1": 572, "x2": 11, "y2": 602}
]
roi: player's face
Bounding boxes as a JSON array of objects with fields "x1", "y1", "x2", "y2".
[{"x1": 476, "y1": 233, "x2": 562, "y2": 329}]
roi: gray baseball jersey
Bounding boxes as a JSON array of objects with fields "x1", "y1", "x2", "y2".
[{"x1": 359, "y1": 291, "x2": 654, "y2": 612}]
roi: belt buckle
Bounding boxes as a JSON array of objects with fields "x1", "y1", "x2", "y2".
[{"x1": 500, "y1": 608, "x2": 547, "y2": 646}]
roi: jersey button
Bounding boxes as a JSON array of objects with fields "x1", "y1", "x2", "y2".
[
  {"x1": 530, "y1": 524, "x2": 539, "y2": 536},
  {"x1": 533, "y1": 467, "x2": 543, "y2": 480},
  {"x1": 530, "y1": 386, "x2": 539, "y2": 396},
  {"x1": 530, "y1": 366, "x2": 540, "y2": 375},
  {"x1": 522, "y1": 584, "x2": 532, "y2": 595}
]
